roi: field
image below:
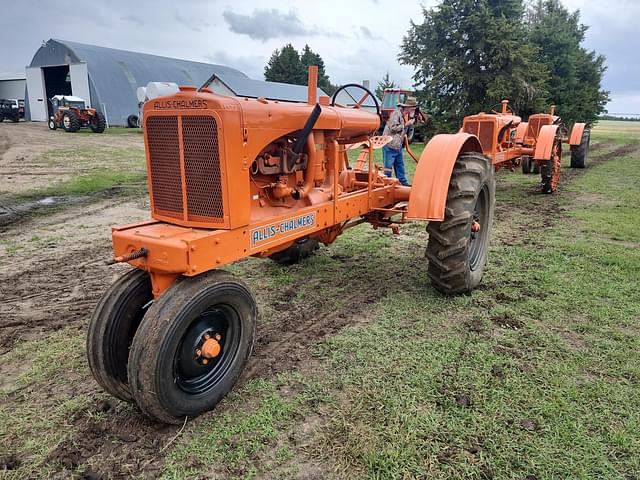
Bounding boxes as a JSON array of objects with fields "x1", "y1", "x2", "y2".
[{"x1": 0, "y1": 120, "x2": 639, "y2": 479}]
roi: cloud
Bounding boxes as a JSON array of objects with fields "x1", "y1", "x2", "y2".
[
  {"x1": 222, "y1": 8, "x2": 317, "y2": 41},
  {"x1": 359, "y1": 26, "x2": 382, "y2": 41},
  {"x1": 173, "y1": 11, "x2": 211, "y2": 32}
]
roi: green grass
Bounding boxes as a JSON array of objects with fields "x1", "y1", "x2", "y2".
[
  {"x1": 1, "y1": 124, "x2": 639, "y2": 479},
  {"x1": 162, "y1": 124, "x2": 640, "y2": 479},
  {"x1": 35, "y1": 170, "x2": 147, "y2": 197}
]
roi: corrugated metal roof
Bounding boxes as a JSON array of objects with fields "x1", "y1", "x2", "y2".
[
  {"x1": 0, "y1": 71, "x2": 26, "y2": 81},
  {"x1": 213, "y1": 73, "x2": 328, "y2": 103}
]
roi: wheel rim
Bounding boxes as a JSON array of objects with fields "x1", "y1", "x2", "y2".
[
  {"x1": 469, "y1": 184, "x2": 489, "y2": 271},
  {"x1": 63, "y1": 116, "x2": 70, "y2": 128},
  {"x1": 174, "y1": 304, "x2": 242, "y2": 395}
]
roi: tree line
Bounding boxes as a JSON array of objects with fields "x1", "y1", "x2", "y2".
[
  {"x1": 263, "y1": 0, "x2": 608, "y2": 130},
  {"x1": 400, "y1": 0, "x2": 609, "y2": 130}
]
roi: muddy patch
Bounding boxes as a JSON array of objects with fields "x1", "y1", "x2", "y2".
[
  {"x1": 491, "y1": 314, "x2": 525, "y2": 330},
  {"x1": 45, "y1": 398, "x2": 176, "y2": 479}
]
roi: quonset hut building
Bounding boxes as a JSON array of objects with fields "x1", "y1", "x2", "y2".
[{"x1": 25, "y1": 39, "x2": 328, "y2": 126}]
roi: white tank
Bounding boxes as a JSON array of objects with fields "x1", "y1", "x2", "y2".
[
  {"x1": 145, "y1": 82, "x2": 179, "y2": 100},
  {"x1": 136, "y1": 86, "x2": 147, "y2": 103}
]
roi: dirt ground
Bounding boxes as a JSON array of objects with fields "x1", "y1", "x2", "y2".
[
  {"x1": 0, "y1": 122, "x2": 143, "y2": 196},
  {"x1": 0, "y1": 122, "x2": 635, "y2": 478}
]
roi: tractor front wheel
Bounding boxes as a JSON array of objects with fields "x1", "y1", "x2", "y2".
[
  {"x1": 521, "y1": 156, "x2": 532, "y2": 174},
  {"x1": 426, "y1": 152, "x2": 495, "y2": 294},
  {"x1": 87, "y1": 269, "x2": 153, "y2": 402},
  {"x1": 48, "y1": 118, "x2": 57, "y2": 130},
  {"x1": 570, "y1": 128, "x2": 590, "y2": 168},
  {"x1": 90, "y1": 111, "x2": 107, "y2": 133},
  {"x1": 541, "y1": 136, "x2": 562, "y2": 193},
  {"x1": 62, "y1": 111, "x2": 80, "y2": 132},
  {"x1": 128, "y1": 270, "x2": 256, "y2": 424}
]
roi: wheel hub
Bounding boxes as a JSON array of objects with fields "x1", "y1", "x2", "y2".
[{"x1": 195, "y1": 333, "x2": 222, "y2": 365}]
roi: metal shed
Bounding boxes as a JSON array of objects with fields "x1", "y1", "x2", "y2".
[{"x1": 26, "y1": 39, "x2": 331, "y2": 126}]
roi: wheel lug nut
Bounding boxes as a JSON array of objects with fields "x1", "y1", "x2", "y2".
[
  {"x1": 204, "y1": 334, "x2": 210, "y2": 340},
  {"x1": 215, "y1": 334, "x2": 221, "y2": 341},
  {"x1": 195, "y1": 349, "x2": 201, "y2": 357},
  {"x1": 202, "y1": 359, "x2": 208, "y2": 365}
]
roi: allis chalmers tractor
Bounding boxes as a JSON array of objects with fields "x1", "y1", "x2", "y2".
[
  {"x1": 461, "y1": 101, "x2": 590, "y2": 193},
  {"x1": 380, "y1": 88, "x2": 427, "y2": 142},
  {"x1": 48, "y1": 95, "x2": 106, "y2": 133},
  {"x1": 88, "y1": 67, "x2": 496, "y2": 424}
]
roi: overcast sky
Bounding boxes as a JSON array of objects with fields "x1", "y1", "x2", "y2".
[{"x1": 3, "y1": 0, "x2": 638, "y2": 113}]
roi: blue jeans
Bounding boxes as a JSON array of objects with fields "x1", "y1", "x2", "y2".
[{"x1": 382, "y1": 145, "x2": 410, "y2": 186}]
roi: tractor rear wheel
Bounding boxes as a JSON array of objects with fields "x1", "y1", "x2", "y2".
[
  {"x1": 426, "y1": 152, "x2": 495, "y2": 295},
  {"x1": 90, "y1": 111, "x2": 107, "y2": 133},
  {"x1": 269, "y1": 237, "x2": 319, "y2": 265},
  {"x1": 570, "y1": 128, "x2": 590, "y2": 168},
  {"x1": 128, "y1": 270, "x2": 256, "y2": 424},
  {"x1": 541, "y1": 136, "x2": 562, "y2": 194},
  {"x1": 62, "y1": 111, "x2": 80, "y2": 132},
  {"x1": 521, "y1": 156, "x2": 532, "y2": 174},
  {"x1": 87, "y1": 269, "x2": 153, "y2": 402}
]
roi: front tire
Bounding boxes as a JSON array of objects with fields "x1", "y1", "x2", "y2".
[
  {"x1": 570, "y1": 128, "x2": 590, "y2": 168},
  {"x1": 521, "y1": 156, "x2": 532, "y2": 174},
  {"x1": 62, "y1": 110, "x2": 80, "y2": 132},
  {"x1": 87, "y1": 269, "x2": 153, "y2": 402},
  {"x1": 128, "y1": 270, "x2": 257, "y2": 424},
  {"x1": 426, "y1": 152, "x2": 495, "y2": 295},
  {"x1": 48, "y1": 118, "x2": 57, "y2": 130}
]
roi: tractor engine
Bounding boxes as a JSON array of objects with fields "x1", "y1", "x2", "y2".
[{"x1": 142, "y1": 85, "x2": 379, "y2": 232}]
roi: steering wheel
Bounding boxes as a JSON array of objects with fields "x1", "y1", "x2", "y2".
[
  {"x1": 330, "y1": 83, "x2": 381, "y2": 118},
  {"x1": 489, "y1": 102, "x2": 516, "y2": 116}
]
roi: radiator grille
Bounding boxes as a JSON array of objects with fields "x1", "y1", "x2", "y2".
[
  {"x1": 527, "y1": 115, "x2": 552, "y2": 140},
  {"x1": 146, "y1": 116, "x2": 183, "y2": 219},
  {"x1": 182, "y1": 116, "x2": 224, "y2": 222},
  {"x1": 464, "y1": 120, "x2": 494, "y2": 152},
  {"x1": 146, "y1": 114, "x2": 225, "y2": 225}
]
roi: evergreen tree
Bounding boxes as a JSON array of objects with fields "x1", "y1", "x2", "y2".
[
  {"x1": 264, "y1": 44, "x2": 336, "y2": 94},
  {"x1": 264, "y1": 44, "x2": 304, "y2": 85},
  {"x1": 527, "y1": 0, "x2": 609, "y2": 125},
  {"x1": 300, "y1": 45, "x2": 335, "y2": 94},
  {"x1": 375, "y1": 72, "x2": 398, "y2": 99},
  {"x1": 399, "y1": 0, "x2": 549, "y2": 131}
]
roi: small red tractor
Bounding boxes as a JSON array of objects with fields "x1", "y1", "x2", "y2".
[
  {"x1": 48, "y1": 95, "x2": 106, "y2": 133},
  {"x1": 461, "y1": 101, "x2": 590, "y2": 193},
  {"x1": 88, "y1": 67, "x2": 496, "y2": 424},
  {"x1": 380, "y1": 88, "x2": 427, "y2": 142}
]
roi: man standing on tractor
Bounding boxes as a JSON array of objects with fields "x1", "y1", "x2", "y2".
[{"x1": 382, "y1": 101, "x2": 413, "y2": 186}]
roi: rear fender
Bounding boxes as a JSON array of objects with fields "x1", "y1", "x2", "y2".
[
  {"x1": 534, "y1": 125, "x2": 560, "y2": 160},
  {"x1": 568, "y1": 122, "x2": 586, "y2": 145},
  {"x1": 407, "y1": 133, "x2": 483, "y2": 221}
]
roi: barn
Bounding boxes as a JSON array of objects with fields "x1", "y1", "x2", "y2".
[{"x1": 25, "y1": 39, "x2": 328, "y2": 126}]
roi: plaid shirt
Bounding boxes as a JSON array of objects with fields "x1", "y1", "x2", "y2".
[{"x1": 382, "y1": 107, "x2": 405, "y2": 149}]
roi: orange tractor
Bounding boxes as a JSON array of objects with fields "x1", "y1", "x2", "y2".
[
  {"x1": 461, "y1": 101, "x2": 590, "y2": 193},
  {"x1": 88, "y1": 67, "x2": 496, "y2": 423},
  {"x1": 48, "y1": 95, "x2": 106, "y2": 133}
]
